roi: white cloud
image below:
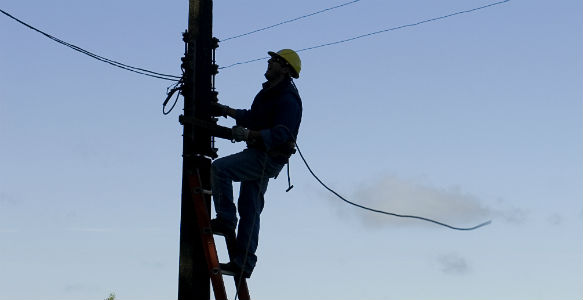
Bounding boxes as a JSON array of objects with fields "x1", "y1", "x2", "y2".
[{"x1": 332, "y1": 175, "x2": 525, "y2": 229}]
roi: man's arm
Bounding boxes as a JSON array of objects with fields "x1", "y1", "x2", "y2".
[
  {"x1": 230, "y1": 126, "x2": 263, "y2": 146},
  {"x1": 225, "y1": 106, "x2": 237, "y2": 118},
  {"x1": 210, "y1": 103, "x2": 238, "y2": 119}
]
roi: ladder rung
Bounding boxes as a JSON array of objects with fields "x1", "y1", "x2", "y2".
[
  {"x1": 211, "y1": 267, "x2": 221, "y2": 276},
  {"x1": 202, "y1": 226, "x2": 212, "y2": 235},
  {"x1": 192, "y1": 187, "x2": 212, "y2": 195},
  {"x1": 212, "y1": 231, "x2": 235, "y2": 238}
]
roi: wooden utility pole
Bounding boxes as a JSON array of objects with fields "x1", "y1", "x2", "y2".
[{"x1": 178, "y1": 0, "x2": 215, "y2": 299}]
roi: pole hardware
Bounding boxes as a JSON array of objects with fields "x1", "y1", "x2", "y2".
[
  {"x1": 179, "y1": 114, "x2": 233, "y2": 142},
  {"x1": 211, "y1": 64, "x2": 219, "y2": 76},
  {"x1": 210, "y1": 90, "x2": 219, "y2": 103},
  {"x1": 211, "y1": 37, "x2": 219, "y2": 49}
]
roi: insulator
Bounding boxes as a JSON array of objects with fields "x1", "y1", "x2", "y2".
[
  {"x1": 210, "y1": 91, "x2": 219, "y2": 102},
  {"x1": 211, "y1": 64, "x2": 219, "y2": 75},
  {"x1": 211, "y1": 37, "x2": 220, "y2": 49},
  {"x1": 182, "y1": 30, "x2": 191, "y2": 42}
]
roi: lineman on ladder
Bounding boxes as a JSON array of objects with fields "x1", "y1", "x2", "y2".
[{"x1": 209, "y1": 49, "x2": 302, "y2": 278}]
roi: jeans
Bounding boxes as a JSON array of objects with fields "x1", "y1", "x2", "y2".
[{"x1": 211, "y1": 148, "x2": 285, "y2": 274}]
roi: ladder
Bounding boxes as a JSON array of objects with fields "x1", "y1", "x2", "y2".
[{"x1": 188, "y1": 171, "x2": 251, "y2": 300}]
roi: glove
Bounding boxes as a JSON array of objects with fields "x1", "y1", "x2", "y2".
[
  {"x1": 209, "y1": 102, "x2": 229, "y2": 117},
  {"x1": 231, "y1": 126, "x2": 249, "y2": 142}
]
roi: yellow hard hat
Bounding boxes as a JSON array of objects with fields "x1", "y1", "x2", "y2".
[{"x1": 268, "y1": 49, "x2": 301, "y2": 78}]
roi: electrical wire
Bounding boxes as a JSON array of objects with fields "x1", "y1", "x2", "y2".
[
  {"x1": 220, "y1": 0, "x2": 361, "y2": 42},
  {"x1": 265, "y1": 124, "x2": 492, "y2": 231},
  {"x1": 229, "y1": 123, "x2": 491, "y2": 300},
  {"x1": 297, "y1": 0, "x2": 510, "y2": 53},
  {"x1": 220, "y1": 0, "x2": 510, "y2": 70},
  {"x1": 293, "y1": 141, "x2": 492, "y2": 231},
  {"x1": 163, "y1": 88, "x2": 181, "y2": 115},
  {"x1": 162, "y1": 76, "x2": 184, "y2": 114},
  {"x1": 0, "y1": 8, "x2": 181, "y2": 81}
]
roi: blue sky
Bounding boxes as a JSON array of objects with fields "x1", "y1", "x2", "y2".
[{"x1": 1, "y1": 0, "x2": 581, "y2": 299}]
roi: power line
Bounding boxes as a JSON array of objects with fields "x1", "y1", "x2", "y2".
[
  {"x1": 297, "y1": 0, "x2": 510, "y2": 53},
  {"x1": 293, "y1": 141, "x2": 492, "y2": 231},
  {"x1": 0, "y1": 8, "x2": 181, "y2": 81},
  {"x1": 220, "y1": 0, "x2": 361, "y2": 42},
  {"x1": 220, "y1": 0, "x2": 510, "y2": 70},
  {"x1": 268, "y1": 125, "x2": 492, "y2": 231}
]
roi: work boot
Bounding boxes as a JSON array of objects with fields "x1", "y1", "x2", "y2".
[
  {"x1": 210, "y1": 218, "x2": 236, "y2": 237},
  {"x1": 220, "y1": 262, "x2": 251, "y2": 278}
]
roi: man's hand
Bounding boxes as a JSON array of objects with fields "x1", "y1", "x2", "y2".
[
  {"x1": 210, "y1": 102, "x2": 237, "y2": 118},
  {"x1": 209, "y1": 102, "x2": 229, "y2": 117},
  {"x1": 231, "y1": 126, "x2": 249, "y2": 142}
]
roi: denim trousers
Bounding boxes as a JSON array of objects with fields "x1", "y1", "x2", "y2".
[{"x1": 211, "y1": 147, "x2": 284, "y2": 274}]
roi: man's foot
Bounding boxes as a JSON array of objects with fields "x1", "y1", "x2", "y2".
[
  {"x1": 219, "y1": 262, "x2": 251, "y2": 278},
  {"x1": 210, "y1": 218, "x2": 236, "y2": 236}
]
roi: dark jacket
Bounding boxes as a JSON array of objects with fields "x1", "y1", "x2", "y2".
[{"x1": 234, "y1": 78, "x2": 302, "y2": 163}]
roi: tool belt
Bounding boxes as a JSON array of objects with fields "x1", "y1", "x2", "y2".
[{"x1": 247, "y1": 140, "x2": 296, "y2": 162}]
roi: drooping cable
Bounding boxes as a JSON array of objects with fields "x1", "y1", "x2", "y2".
[
  {"x1": 220, "y1": 0, "x2": 361, "y2": 42},
  {"x1": 293, "y1": 142, "x2": 492, "y2": 231},
  {"x1": 220, "y1": 0, "x2": 510, "y2": 70},
  {"x1": 259, "y1": 124, "x2": 491, "y2": 231},
  {"x1": 229, "y1": 124, "x2": 491, "y2": 300},
  {"x1": 0, "y1": 8, "x2": 181, "y2": 81},
  {"x1": 162, "y1": 85, "x2": 182, "y2": 115}
]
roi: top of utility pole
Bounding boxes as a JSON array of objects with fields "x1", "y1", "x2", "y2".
[{"x1": 189, "y1": 0, "x2": 200, "y2": 35}]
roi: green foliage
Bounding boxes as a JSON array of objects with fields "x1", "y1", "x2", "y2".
[{"x1": 104, "y1": 292, "x2": 116, "y2": 300}]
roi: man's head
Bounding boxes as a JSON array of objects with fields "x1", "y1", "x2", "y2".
[{"x1": 265, "y1": 49, "x2": 301, "y2": 82}]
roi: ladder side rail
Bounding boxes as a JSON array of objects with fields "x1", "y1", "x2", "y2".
[{"x1": 189, "y1": 172, "x2": 229, "y2": 300}]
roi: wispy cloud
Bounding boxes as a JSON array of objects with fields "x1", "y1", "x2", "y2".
[
  {"x1": 63, "y1": 282, "x2": 101, "y2": 293},
  {"x1": 436, "y1": 253, "x2": 470, "y2": 275},
  {"x1": 66, "y1": 227, "x2": 114, "y2": 233},
  {"x1": 331, "y1": 175, "x2": 525, "y2": 228},
  {"x1": 489, "y1": 199, "x2": 527, "y2": 224},
  {"x1": 547, "y1": 213, "x2": 563, "y2": 225},
  {"x1": 0, "y1": 192, "x2": 20, "y2": 207},
  {"x1": 141, "y1": 260, "x2": 166, "y2": 270}
]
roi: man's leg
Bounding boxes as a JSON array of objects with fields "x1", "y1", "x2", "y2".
[
  {"x1": 234, "y1": 177, "x2": 269, "y2": 275},
  {"x1": 211, "y1": 156, "x2": 237, "y2": 229},
  {"x1": 210, "y1": 149, "x2": 269, "y2": 230}
]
